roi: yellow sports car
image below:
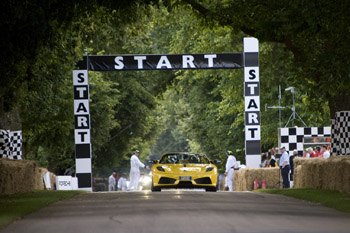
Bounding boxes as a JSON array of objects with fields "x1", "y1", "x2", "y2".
[{"x1": 150, "y1": 152, "x2": 219, "y2": 192}]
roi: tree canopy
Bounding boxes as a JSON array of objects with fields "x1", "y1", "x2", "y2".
[{"x1": 182, "y1": 0, "x2": 350, "y2": 116}]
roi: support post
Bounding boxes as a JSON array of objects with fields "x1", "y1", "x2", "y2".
[
  {"x1": 73, "y1": 70, "x2": 92, "y2": 191},
  {"x1": 243, "y1": 38, "x2": 261, "y2": 168}
]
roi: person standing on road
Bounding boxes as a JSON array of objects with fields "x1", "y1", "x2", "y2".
[
  {"x1": 279, "y1": 146, "x2": 290, "y2": 188},
  {"x1": 224, "y1": 151, "x2": 238, "y2": 191},
  {"x1": 118, "y1": 174, "x2": 128, "y2": 191},
  {"x1": 108, "y1": 172, "x2": 116, "y2": 191},
  {"x1": 127, "y1": 150, "x2": 149, "y2": 191}
]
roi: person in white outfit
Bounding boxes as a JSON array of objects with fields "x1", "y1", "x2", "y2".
[
  {"x1": 118, "y1": 174, "x2": 128, "y2": 191},
  {"x1": 108, "y1": 172, "x2": 116, "y2": 191},
  {"x1": 224, "y1": 151, "x2": 238, "y2": 191},
  {"x1": 127, "y1": 150, "x2": 149, "y2": 191},
  {"x1": 321, "y1": 145, "x2": 330, "y2": 159}
]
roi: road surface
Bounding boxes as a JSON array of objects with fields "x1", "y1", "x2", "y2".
[{"x1": 2, "y1": 190, "x2": 349, "y2": 233}]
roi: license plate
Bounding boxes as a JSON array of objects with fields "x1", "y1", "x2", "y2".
[{"x1": 179, "y1": 176, "x2": 192, "y2": 181}]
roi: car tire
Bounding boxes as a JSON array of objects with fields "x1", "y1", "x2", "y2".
[
  {"x1": 206, "y1": 187, "x2": 217, "y2": 192},
  {"x1": 151, "y1": 180, "x2": 161, "y2": 192}
]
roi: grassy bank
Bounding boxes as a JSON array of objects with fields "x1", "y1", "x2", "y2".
[
  {"x1": 0, "y1": 190, "x2": 84, "y2": 229},
  {"x1": 256, "y1": 188, "x2": 350, "y2": 213}
]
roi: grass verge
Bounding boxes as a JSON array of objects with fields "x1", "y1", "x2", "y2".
[
  {"x1": 255, "y1": 188, "x2": 350, "y2": 213},
  {"x1": 0, "y1": 190, "x2": 84, "y2": 229}
]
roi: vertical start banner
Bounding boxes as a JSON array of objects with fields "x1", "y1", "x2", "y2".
[
  {"x1": 244, "y1": 38, "x2": 261, "y2": 168},
  {"x1": 73, "y1": 70, "x2": 92, "y2": 191}
]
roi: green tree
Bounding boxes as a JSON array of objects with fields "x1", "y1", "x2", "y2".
[{"x1": 181, "y1": 0, "x2": 350, "y2": 117}]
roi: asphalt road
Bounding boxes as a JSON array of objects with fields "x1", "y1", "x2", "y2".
[{"x1": 2, "y1": 190, "x2": 350, "y2": 233}]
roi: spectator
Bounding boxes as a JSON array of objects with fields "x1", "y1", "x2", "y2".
[
  {"x1": 303, "y1": 150, "x2": 307, "y2": 158},
  {"x1": 118, "y1": 174, "x2": 128, "y2": 191},
  {"x1": 271, "y1": 147, "x2": 277, "y2": 156},
  {"x1": 260, "y1": 153, "x2": 267, "y2": 167},
  {"x1": 305, "y1": 147, "x2": 315, "y2": 158},
  {"x1": 268, "y1": 150, "x2": 278, "y2": 167},
  {"x1": 279, "y1": 146, "x2": 290, "y2": 188},
  {"x1": 315, "y1": 146, "x2": 322, "y2": 157},
  {"x1": 275, "y1": 147, "x2": 282, "y2": 159},
  {"x1": 108, "y1": 172, "x2": 116, "y2": 191},
  {"x1": 266, "y1": 154, "x2": 271, "y2": 167},
  {"x1": 322, "y1": 145, "x2": 330, "y2": 159}
]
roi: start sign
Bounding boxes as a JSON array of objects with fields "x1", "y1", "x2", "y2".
[
  {"x1": 78, "y1": 53, "x2": 243, "y2": 71},
  {"x1": 73, "y1": 37, "x2": 261, "y2": 191},
  {"x1": 244, "y1": 38, "x2": 261, "y2": 167}
]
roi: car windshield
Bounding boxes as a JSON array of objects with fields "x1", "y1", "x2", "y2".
[{"x1": 159, "y1": 153, "x2": 210, "y2": 164}]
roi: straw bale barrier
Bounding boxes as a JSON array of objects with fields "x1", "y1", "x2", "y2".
[
  {"x1": 0, "y1": 158, "x2": 56, "y2": 195},
  {"x1": 234, "y1": 167, "x2": 280, "y2": 191},
  {"x1": 293, "y1": 156, "x2": 350, "y2": 193}
]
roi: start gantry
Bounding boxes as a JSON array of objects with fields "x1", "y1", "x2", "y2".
[{"x1": 80, "y1": 53, "x2": 243, "y2": 71}]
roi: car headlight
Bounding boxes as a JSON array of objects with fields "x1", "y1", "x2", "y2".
[
  {"x1": 142, "y1": 176, "x2": 152, "y2": 185},
  {"x1": 156, "y1": 166, "x2": 165, "y2": 172},
  {"x1": 206, "y1": 167, "x2": 214, "y2": 172}
]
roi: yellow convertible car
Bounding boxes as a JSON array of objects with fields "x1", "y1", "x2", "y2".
[{"x1": 150, "y1": 152, "x2": 219, "y2": 192}]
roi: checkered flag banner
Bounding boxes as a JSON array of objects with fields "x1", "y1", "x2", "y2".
[
  {"x1": 280, "y1": 127, "x2": 331, "y2": 156},
  {"x1": 0, "y1": 130, "x2": 11, "y2": 158},
  {"x1": 331, "y1": 111, "x2": 350, "y2": 156},
  {"x1": 0, "y1": 130, "x2": 23, "y2": 160}
]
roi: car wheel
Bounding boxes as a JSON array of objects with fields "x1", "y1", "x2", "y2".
[
  {"x1": 206, "y1": 187, "x2": 217, "y2": 192},
  {"x1": 151, "y1": 180, "x2": 161, "y2": 192}
]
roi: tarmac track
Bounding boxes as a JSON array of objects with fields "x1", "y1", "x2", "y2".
[{"x1": 1, "y1": 190, "x2": 350, "y2": 233}]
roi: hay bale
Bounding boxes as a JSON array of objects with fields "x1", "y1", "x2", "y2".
[
  {"x1": 342, "y1": 159, "x2": 350, "y2": 193},
  {"x1": 0, "y1": 158, "x2": 47, "y2": 194},
  {"x1": 293, "y1": 165, "x2": 303, "y2": 188},
  {"x1": 292, "y1": 156, "x2": 350, "y2": 193},
  {"x1": 234, "y1": 169, "x2": 249, "y2": 191},
  {"x1": 331, "y1": 156, "x2": 350, "y2": 193},
  {"x1": 293, "y1": 157, "x2": 308, "y2": 168},
  {"x1": 233, "y1": 167, "x2": 280, "y2": 191}
]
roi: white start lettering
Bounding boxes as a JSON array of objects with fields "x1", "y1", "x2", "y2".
[{"x1": 113, "y1": 54, "x2": 220, "y2": 70}]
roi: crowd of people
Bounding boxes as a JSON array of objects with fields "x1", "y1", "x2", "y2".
[
  {"x1": 261, "y1": 145, "x2": 331, "y2": 168},
  {"x1": 108, "y1": 172, "x2": 128, "y2": 191},
  {"x1": 303, "y1": 146, "x2": 330, "y2": 159},
  {"x1": 260, "y1": 145, "x2": 331, "y2": 188}
]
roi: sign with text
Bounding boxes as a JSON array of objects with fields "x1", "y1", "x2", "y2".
[
  {"x1": 73, "y1": 70, "x2": 92, "y2": 191},
  {"x1": 73, "y1": 38, "x2": 261, "y2": 190},
  {"x1": 244, "y1": 38, "x2": 261, "y2": 168},
  {"x1": 77, "y1": 53, "x2": 243, "y2": 71}
]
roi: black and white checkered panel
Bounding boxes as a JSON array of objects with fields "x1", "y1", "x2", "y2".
[
  {"x1": 331, "y1": 119, "x2": 338, "y2": 155},
  {"x1": 0, "y1": 130, "x2": 11, "y2": 158},
  {"x1": 280, "y1": 127, "x2": 331, "y2": 156},
  {"x1": 332, "y1": 111, "x2": 350, "y2": 155},
  {"x1": 0, "y1": 130, "x2": 22, "y2": 159},
  {"x1": 9, "y1": 131, "x2": 23, "y2": 160}
]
